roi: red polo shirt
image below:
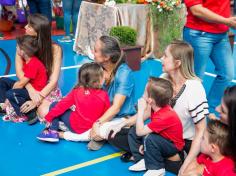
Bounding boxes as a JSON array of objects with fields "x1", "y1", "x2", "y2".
[
  {"x1": 184, "y1": 0, "x2": 230, "y2": 33},
  {"x1": 147, "y1": 105, "x2": 184, "y2": 151}
]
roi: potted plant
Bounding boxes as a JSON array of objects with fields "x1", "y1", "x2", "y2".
[{"x1": 109, "y1": 26, "x2": 141, "y2": 71}]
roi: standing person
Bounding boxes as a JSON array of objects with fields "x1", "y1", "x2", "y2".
[
  {"x1": 61, "y1": 36, "x2": 136, "y2": 150},
  {"x1": 16, "y1": 14, "x2": 62, "y2": 120},
  {"x1": 107, "y1": 40, "x2": 209, "y2": 175},
  {"x1": 26, "y1": 0, "x2": 52, "y2": 21},
  {"x1": 183, "y1": 0, "x2": 236, "y2": 116},
  {"x1": 127, "y1": 77, "x2": 184, "y2": 176},
  {"x1": 182, "y1": 120, "x2": 236, "y2": 176},
  {"x1": 0, "y1": 35, "x2": 47, "y2": 123},
  {"x1": 58, "y1": 0, "x2": 82, "y2": 42},
  {"x1": 37, "y1": 63, "x2": 110, "y2": 143}
]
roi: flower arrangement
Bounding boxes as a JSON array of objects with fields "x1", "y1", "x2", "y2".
[
  {"x1": 146, "y1": 0, "x2": 182, "y2": 12},
  {"x1": 146, "y1": 0, "x2": 185, "y2": 58}
]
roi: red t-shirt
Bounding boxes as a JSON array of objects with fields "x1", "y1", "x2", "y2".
[
  {"x1": 184, "y1": 0, "x2": 230, "y2": 33},
  {"x1": 147, "y1": 105, "x2": 184, "y2": 151},
  {"x1": 45, "y1": 87, "x2": 110, "y2": 134},
  {"x1": 197, "y1": 154, "x2": 236, "y2": 176},
  {"x1": 23, "y1": 56, "x2": 47, "y2": 91}
]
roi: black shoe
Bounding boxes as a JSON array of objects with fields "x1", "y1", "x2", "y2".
[
  {"x1": 0, "y1": 104, "x2": 6, "y2": 114},
  {"x1": 165, "y1": 159, "x2": 182, "y2": 175},
  {"x1": 120, "y1": 152, "x2": 133, "y2": 162},
  {"x1": 27, "y1": 110, "x2": 38, "y2": 125}
]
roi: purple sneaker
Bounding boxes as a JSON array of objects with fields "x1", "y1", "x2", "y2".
[{"x1": 37, "y1": 129, "x2": 59, "y2": 142}]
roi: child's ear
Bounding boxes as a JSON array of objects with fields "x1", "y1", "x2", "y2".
[
  {"x1": 210, "y1": 143, "x2": 219, "y2": 153},
  {"x1": 147, "y1": 97, "x2": 153, "y2": 104},
  {"x1": 175, "y1": 59, "x2": 181, "y2": 68}
]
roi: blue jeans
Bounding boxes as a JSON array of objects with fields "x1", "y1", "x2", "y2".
[
  {"x1": 62, "y1": 0, "x2": 82, "y2": 36},
  {"x1": 49, "y1": 102, "x2": 73, "y2": 132},
  {"x1": 0, "y1": 77, "x2": 16, "y2": 103},
  {"x1": 6, "y1": 88, "x2": 31, "y2": 116},
  {"x1": 183, "y1": 27, "x2": 234, "y2": 113},
  {"x1": 27, "y1": 0, "x2": 52, "y2": 21}
]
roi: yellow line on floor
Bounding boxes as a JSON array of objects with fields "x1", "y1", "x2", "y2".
[{"x1": 41, "y1": 152, "x2": 123, "y2": 176}]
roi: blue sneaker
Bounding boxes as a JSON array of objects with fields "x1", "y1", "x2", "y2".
[{"x1": 37, "y1": 129, "x2": 59, "y2": 142}]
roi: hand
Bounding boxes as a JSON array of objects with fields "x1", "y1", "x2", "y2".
[
  {"x1": 106, "y1": 122, "x2": 125, "y2": 139},
  {"x1": 208, "y1": 113, "x2": 217, "y2": 120},
  {"x1": 28, "y1": 88, "x2": 43, "y2": 105},
  {"x1": 13, "y1": 82, "x2": 22, "y2": 89},
  {"x1": 139, "y1": 145, "x2": 144, "y2": 155},
  {"x1": 20, "y1": 100, "x2": 37, "y2": 113},
  {"x1": 226, "y1": 17, "x2": 236, "y2": 28},
  {"x1": 178, "y1": 163, "x2": 188, "y2": 176},
  {"x1": 90, "y1": 123, "x2": 103, "y2": 141},
  {"x1": 137, "y1": 98, "x2": 147, "y2": 114}
]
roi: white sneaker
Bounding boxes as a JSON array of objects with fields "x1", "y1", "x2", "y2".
[
  {"x1": 129, "y1": 159, "x2": 146, "y2": 171},
  {"x1": 58, "y1": 36, "x2": 72, "y2": 43},
  {"x1": 143, "y1": 169, "x2": 165, "y2": 176}
]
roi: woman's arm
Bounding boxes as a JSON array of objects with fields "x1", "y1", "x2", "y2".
[
  {"x1": 189, "y1": 4, "x2": 236, "y2": 28},
  {"x1": 179, "y1": 118, "x2": 206, "y2": 175},
  {"x1": 15, "y1": 53, "x2": 24, "y2": 79},
  {"x1": 40, "y1": 44, "x2": 62, "y2": 98}
]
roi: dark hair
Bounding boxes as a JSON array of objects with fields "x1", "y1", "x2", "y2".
[
  {"x1": 223, "y1": 85, "x2": 236, "y2": 168},
  {"x1": 16, "y1": 35, "x2": 38, "y2": 57},
  {"x1": 99, "y1": 36, "x2": 125, "y2": 86},
  {"x1": 75, "y1": 62, "x2": 104, "y2": 89},
  {"x1": 207, "y1": 120, "x2": 229, "y2": 156},
  {"x1": 27, "y1": 13, "x2": 53, "y2": 76},
  {"x1": 147, "y1": 77, "x2": 173, "y2": 107}
]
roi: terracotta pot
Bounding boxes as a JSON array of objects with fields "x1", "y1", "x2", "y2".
[
  {"x1": 122, "y1": 46, "x2": 142, "y2": 71},
  {"x1": 0, "y1": 20, "x2": 13, "y2": 32}
]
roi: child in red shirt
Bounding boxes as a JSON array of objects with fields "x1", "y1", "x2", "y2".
[
  {"x1": 183, "y1": 120, "x2": 236, "y2": 176},
  {"x1": 37, "y1": 62, "x2": 110, "y2": 143},
  {"x1": 1, "y1": 35, "x2": 47, "y2": 123},
  {"x1": 128, "y1": 77, "x2": 184, "y2": 176}
]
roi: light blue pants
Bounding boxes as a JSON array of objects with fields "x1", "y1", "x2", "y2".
[
  {"x1": 62, "y1": 0, "x2": 82, "y2": 36},
  {"x1": 183, "y1": 27, "x2": 234, "y2": 113}
]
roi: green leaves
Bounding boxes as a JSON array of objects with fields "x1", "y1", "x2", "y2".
[{"x1": 109, "y1": 26, "x2": 137, "y2": 46}]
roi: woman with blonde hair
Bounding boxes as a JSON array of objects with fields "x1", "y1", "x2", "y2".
[{"x1": 107, "y1": 40, "x2": 209, "y2": 175}]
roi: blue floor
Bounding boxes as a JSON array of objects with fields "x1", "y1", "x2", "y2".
[{"x1": 0, "y1": 36, "x2": 235, "y2": 176}]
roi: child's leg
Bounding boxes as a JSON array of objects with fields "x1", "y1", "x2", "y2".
[
  {"x1": 62, "y1": 130, "x2": 90, "y2": 142},
  {"x1": 49, "y1": 109, "x2": 73, "y2": 132},
  {"x1": 5, "y1": 88, "x2": 30, "y2": 116},
  {"x1": 128, "y1": 126, "x2": 144, "y2": 163},
  {"x1": 0, "y1": 78, "x2": 16, "y2": 103},
  {"x1": 144, "y1": 134, "x2": 179, "y2": 172}
]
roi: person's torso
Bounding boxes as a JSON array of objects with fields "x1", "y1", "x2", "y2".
[
  {"x1": 199, "y1": 154, "x2": 235, "y2": 176},
  {"x1": 23, "y1": 56, "x2": 48, "y2": 91},
  {"x1": 106, "y1": 63, "x2": 136, "y2": 117},
  {"x1": 185, "y1": 0, "x2": 230, "y2": 33},
  {"x1": 70, "y1": 88, "x2": 110, "y2": 134},
  {"x1": 173, "y1": 79, "x2": 209, "y2": 140},
  {"x1": 150, "y1": 105, "x2": 184, "y2": 150}
]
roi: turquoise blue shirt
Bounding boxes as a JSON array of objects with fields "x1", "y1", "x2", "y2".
[{"x1": 106, "y1": 63, "x2": 136, "y2": 118}]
